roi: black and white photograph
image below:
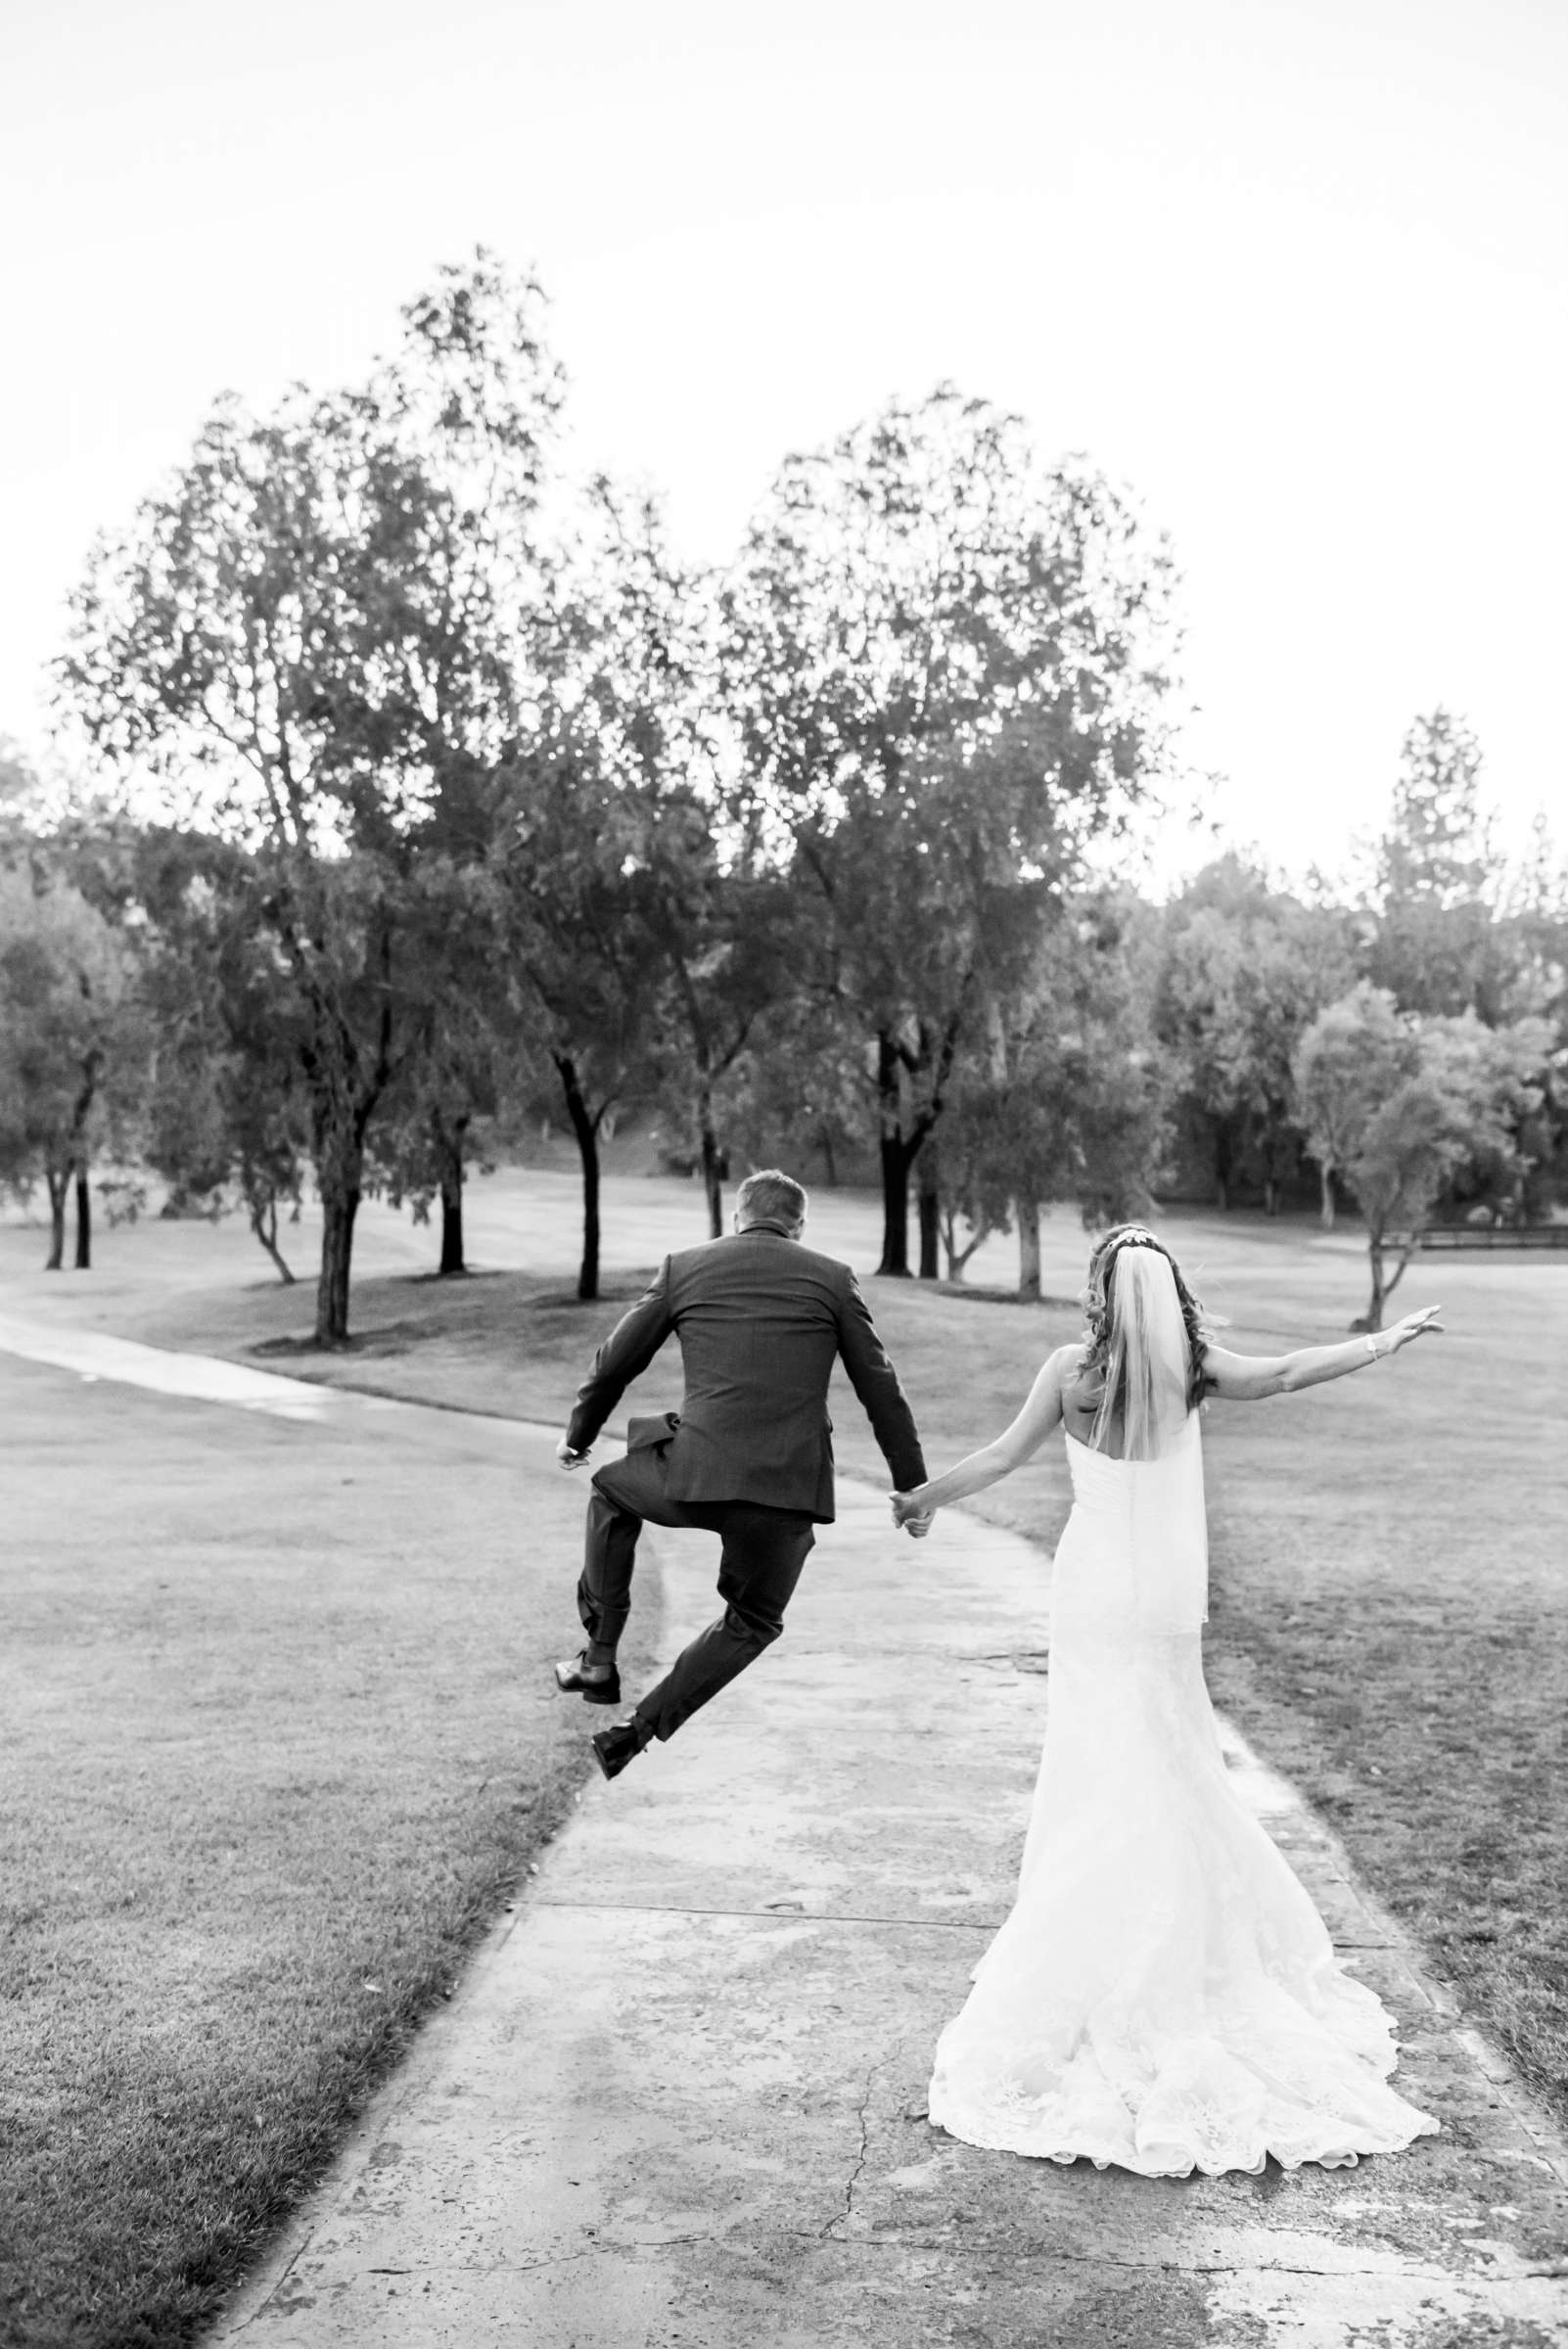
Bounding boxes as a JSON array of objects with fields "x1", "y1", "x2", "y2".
[{"x1": 3, "y1": 2, "x2": 1566, "y2": 2343}]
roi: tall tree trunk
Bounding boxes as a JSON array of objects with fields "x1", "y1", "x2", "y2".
[
  {"x1": 875, "y1": 1032, "x2": 912, "y2": 1276},
  {"x1": 1363, "y1": 1230, "x2": 1386, "y2": 1332},
  {"x1": 67, "y1": 1051, "x2": 101, "y2": 1270},
  {"x1": 315, "y1": 1177, "x2": 360, "y2": 1347},
  {"x1": 44, "y1": 1166, "x2": 69, "y2": 1270},
  {"x1": 668, "y1": 952, "x2": 741, "y2": 1244},
  {"x1": 1017, "y1": 1196, "x2": 1041, "y2": 1301},
  {"x1": 700, "y1": 1128, "x2": 723, "y2": 1240},
  {"x1": 73, "y1": 1165, "x2": 92, "y2": 1269},
  {"x1": 697, "y1": 1076, "x2": 723, "y2": 1239},
  {"x1": 313, "y1": 1106, "x2": 364, "y2": 1347},
  {"x1": 438, "y1": 1185, "x2": 465, "y2": 1276},
  {"x1": 916, "y1": 1147, "x2": 941, "y2": 1280},
  {"x1": 818, "y1": 1127, "x2": 839, "y2": 1188},
  {"x1": 436, "y1": 1111, "x2": 470, "y2": 1276},
  {"x1": 555, "y1": 1054, "x2": 601, "y2": 1302},
  {"x1": 1318, "y1": 1163, "x2": 1336, "y2": 1230},
  {"x1": 876, "y1": 1005, "x2": 966, "y2": 1277},
  {"x1": 878, "y1": 1132, "x2": 913, "y2": 1276},
  {"x1": 297, "y1": 934, "x2": 392, "y2": 1348}
]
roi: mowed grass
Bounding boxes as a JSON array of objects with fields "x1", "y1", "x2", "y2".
[
  {"x1": 106, "y1": 1204, "x2": 1568, "y2": 2140},
  {"x1": 0, "y1": 1359, "x2": 661, "y2": 2349}
]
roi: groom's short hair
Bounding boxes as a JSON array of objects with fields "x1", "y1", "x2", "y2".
[{"x1": 736, "y1": 1170, "x2": 807, "y2": 1231}]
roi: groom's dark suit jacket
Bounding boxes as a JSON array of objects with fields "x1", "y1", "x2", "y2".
[{"x1": 566, "y1": 1224, "x2": 926, "y2": 1522}]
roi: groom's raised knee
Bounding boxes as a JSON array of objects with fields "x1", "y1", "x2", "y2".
[{"x1": 722, "y1": 1601, "x2": 784, "y2": 1651}]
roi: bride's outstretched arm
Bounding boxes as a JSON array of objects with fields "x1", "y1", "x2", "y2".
[
  {"x1": 892, "y1": 1345, "x2": 1079, "y2": 1524},
  {"x1": 1204, "y1": 1306, "x2": 1443, "y2": 1401}
]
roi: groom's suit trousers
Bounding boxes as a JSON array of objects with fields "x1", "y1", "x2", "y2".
[{"x1": 578, "y1": 1440, "x2": 816, "y2": 1742}]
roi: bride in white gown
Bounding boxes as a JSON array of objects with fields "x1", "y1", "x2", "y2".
[{"x1": 892, "y1": 1223, "x2": 1444, "y2": 2179}]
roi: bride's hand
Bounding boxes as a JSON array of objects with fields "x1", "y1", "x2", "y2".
[
  {"x1": 1384, "y1": 1306, "x2": 1445, "y2": 1353},
  {"x1": 891, "y1": 1490, "x2": 934, "y2": 1538}
]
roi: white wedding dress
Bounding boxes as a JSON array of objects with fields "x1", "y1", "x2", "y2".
[{"x1": 928, "y1": 1412, "x2": 1440, "y2": 2176}]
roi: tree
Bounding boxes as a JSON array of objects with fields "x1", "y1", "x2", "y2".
[
  {"x1": 943, "y1": 895, "x2": 1166, "y2": 1296},
  {"x1": 494, "y1": 484, "x2": 718, "y2": 1298},
  {"x1": 1292, "y1": 983, "x2": 1409, "y2": 1247},
  {"x1": 1155, "y1": 896, "x2": 1252, "y2": 1210},
  {"x1": 1294, "y1": 984, "x2": 1548, "y2": 1326},
  {"x1": 127, "y1": 836, "x2": 313, "y2": 1281},
  {"x1": 720, "y1": 984, "x2": 868, "y2": 1192},
  {"x1": 722, "y1": 386, "x2": 1181, "y2": 1278},
  {"x1": 498, "y1": 480, "x2": 806, "y2": 1284},
  {"x1": 0, "y1": 866, "x2": 141, "y2": 1267},
  {"x1": 562, "y1": 485, "x2": 795, "y2": 1243},
  {"x1": 378, "y1": 1059, "x2": 495, "y2": 1279},
  {"x1": 1380, "y1": 710, "x2": 1491, "y2": 906},
  {"x1": 57, "y1": 253, "x2": 563, "y2": 1343},
  {"x1": 933, "y1": 1148, "x2": 993, "y2": 1282},
  {"x1": 363, "y1": 849, "x2": 517, "y2": 1278},
  {"x1": 655, "y1": 867, "x2": 799, "y2": 1237},
  {"x1": 1157, "y1": 857, "x2": 1354, "y2": 1216},
  {"x1": 1370, "y1": 710, "x2": 1508, "y2": 1020},
  {"x1": 501, "y1": 754, "x2": 664, "y2": 1302},
  {"x1": 1497, "y1": 814, "x2": 1568, "y2": 1217}
]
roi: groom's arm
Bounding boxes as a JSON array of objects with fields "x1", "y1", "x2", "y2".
[
  {"x1": 565, "y1": 1260, "x2": 676, "y2": 1456},
  {"x1": 834, "y1": 1270, "x2": 927, "y2": 1492}
]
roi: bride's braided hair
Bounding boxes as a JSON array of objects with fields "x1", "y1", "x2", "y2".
[{"x1": 1078, "y1": 1224, "x2": 1212, "y2": 1414}]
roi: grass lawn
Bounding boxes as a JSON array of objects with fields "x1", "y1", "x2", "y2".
[
  {"x1": 0, "y1": 1356, "x2": 661, "y2": 2349},
  {"x1": 3, "y1": 1182, "x2": 1565, "y2": 2339}
]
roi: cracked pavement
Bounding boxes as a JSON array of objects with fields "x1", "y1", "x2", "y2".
[{"x1": 207, "y1": 1438, "x2": 1568, "y2": 2349}]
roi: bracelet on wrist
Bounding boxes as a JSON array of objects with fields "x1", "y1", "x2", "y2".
[{"x1": 1364, "y1": 1335, "x2": 1381, "y2": 1363}]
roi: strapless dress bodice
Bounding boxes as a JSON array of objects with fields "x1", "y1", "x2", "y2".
[{"x1": 1051, "y1": 1409, "x2": 1208, "y2": 1634}]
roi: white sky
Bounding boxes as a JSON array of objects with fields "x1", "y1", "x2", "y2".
[{"x1": 3, "y1": 0, "x2": 1565, "y2": 890}]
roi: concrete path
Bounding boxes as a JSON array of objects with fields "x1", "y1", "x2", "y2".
[
  {"x1": 202, "y1": 1482, "x2": 1568, "y2": 2347},
  {"x1": 4, "y1": 1316, "x2": 1564, "y2": 2345},
  {"x1": 0, "y1": 1310, "x2": 356, "y2": 1417}
]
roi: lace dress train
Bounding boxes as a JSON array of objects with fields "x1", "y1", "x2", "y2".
[{"x1": 927, "y1": 1418, "x2": 1439, "y2": 2177}]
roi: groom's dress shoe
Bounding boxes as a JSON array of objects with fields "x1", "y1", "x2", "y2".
[
  {"x1": 554, "y1": 1652, "x2": 621, "y2": 1706},
  {"x1": 592, "y1": 1719, "x2": 652, "y2": 1780}
]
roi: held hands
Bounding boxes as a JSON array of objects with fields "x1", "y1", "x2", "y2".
[
  {"x1": 556, "y1": 1438, "x2": 591, "y2": 1471},
  {"x1": 891, "y1": 1490, "x2": 934, "y2": 1540}
]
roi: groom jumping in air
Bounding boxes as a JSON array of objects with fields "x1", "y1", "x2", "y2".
[{"x1": 555, "y1": 1170, "x2": 929, "y2": 1779}]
